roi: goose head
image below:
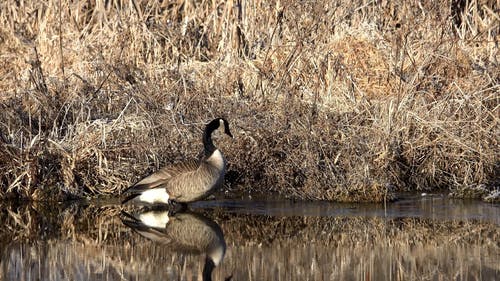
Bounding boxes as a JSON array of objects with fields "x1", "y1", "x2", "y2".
[
  {"x1": 203, "y1": 118, "x2": 233, "y2": 158},
  {"x1": 205, "y1": 118, "x2": 233, "y2": 138},
  {"x1": 202, "y1": 230, "x2": 227, "y2": 281}
]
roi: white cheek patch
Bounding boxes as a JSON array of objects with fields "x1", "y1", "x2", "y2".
[
  {"x1": 138, "y1": 211, "x2": 170, "y2": 228},
  {"x1": 138, "y1": 188, "x2": 170, "y2": 204}
]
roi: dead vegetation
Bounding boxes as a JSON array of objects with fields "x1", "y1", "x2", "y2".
[{"x1": 0, "y1": 0, "x2": 498, "y2": 202}]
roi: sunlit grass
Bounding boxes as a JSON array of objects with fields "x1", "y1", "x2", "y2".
[{"x1": 0, "y1": 0, "x2": 498, "y2": 202}]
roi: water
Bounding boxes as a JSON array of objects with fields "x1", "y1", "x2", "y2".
[
  {"x1": 192, "y1": 193, "x2": 500, "y2": 224},
  {"x1": 0, "y1": 194, "x2": 498, "y2": 281}
]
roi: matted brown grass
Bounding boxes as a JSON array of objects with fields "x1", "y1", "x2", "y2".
[{"x1": 0, "y1": 0, "x2": 498, "y2": 202}]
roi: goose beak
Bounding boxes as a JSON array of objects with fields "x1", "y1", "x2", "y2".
[{"x1": 221, "y1": 119, "x2": 233, "y2": 138}]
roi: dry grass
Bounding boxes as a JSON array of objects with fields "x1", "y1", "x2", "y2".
[{"x1": 0, "y1": 0, "x2": 498, "y2": 202}]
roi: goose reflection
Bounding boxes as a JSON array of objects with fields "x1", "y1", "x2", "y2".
[{"x1": 121, "y1": 209, "x2": 228, "y2": 281}]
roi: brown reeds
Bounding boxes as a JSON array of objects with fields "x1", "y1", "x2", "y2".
[{"x1": 0, "y1": 0, "x2": 498, "y2": 202}]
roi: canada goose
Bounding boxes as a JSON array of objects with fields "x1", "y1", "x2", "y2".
[
  {"x1": 121, "y1": 209, "x2": 228, "y2": 281},
  {"x1": 122, "y1": 118, "x2": 233, "y2": 205}
]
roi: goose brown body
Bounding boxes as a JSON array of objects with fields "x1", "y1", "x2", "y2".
[
  {"x1": 122, "y1": 118, "x2": 232, "y2": 205},
  {"x1": 131, "y1": 151, "x2": 226, "y2": 203},
  {"x1": 121, "y1": 210, "x2": 227, "y2": 281}
]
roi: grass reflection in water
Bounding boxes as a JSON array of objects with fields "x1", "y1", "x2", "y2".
[{"x1": 0, "y1": 201, "x2": 498, "y2": 281}]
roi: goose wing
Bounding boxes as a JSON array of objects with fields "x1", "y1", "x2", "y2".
[
  {"x1": 161, "y1": 159, "x2": 208, "y2": 200},
  {"x1": 121, "y1": 212, "x2": 175, "y2": 244},
  {"x1": 121, "y1": 212, "x2": 212, "y2": 254},
  {"x1": 152, "y1": 213, "x2": 221, "y2": 253},
  {"x1": 125, "y1": 159, "x2": 201, "y2": 195}
]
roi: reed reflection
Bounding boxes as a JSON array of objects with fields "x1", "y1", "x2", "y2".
[{"x1": 121, "y1": 209, "x2": 229, "y2": 281}]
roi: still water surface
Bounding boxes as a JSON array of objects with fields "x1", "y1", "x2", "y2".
[{"x1": 1, "y1": 194, "x2": 498, "y2": 281}]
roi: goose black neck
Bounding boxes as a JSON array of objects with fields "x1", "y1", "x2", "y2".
[
  {"x1": 203, "y1": 120, "x2": 220, "y2": 157},
  {"x1": 202, "y1": 257, "x2": 215, "y2": 281}
]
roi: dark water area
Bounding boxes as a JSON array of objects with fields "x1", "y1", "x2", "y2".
[
  {"x1": 193, "y1": 193, "x2": 500, "y2": 224},
  {"x1": 0, "y1": 194, "x2": 498, "y2": 281}
]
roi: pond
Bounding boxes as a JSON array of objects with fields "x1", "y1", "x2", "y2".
[{"x1": 0, "y1": 193, "x2": 498, "y2": 281}]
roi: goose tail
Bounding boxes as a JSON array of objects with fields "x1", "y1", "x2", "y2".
[
  {"x1": 121, "y1": 185, "x2": 170, "y2": 205},
  {"x1": 121, "y1": 183, "x2": 144, "y2": 204},
  {"x1": 121, "y1": 192, "x2": 140, "y2": 204},
  {"x1": 120, "y1": 210, "x2": 149, "y2": 231}
]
